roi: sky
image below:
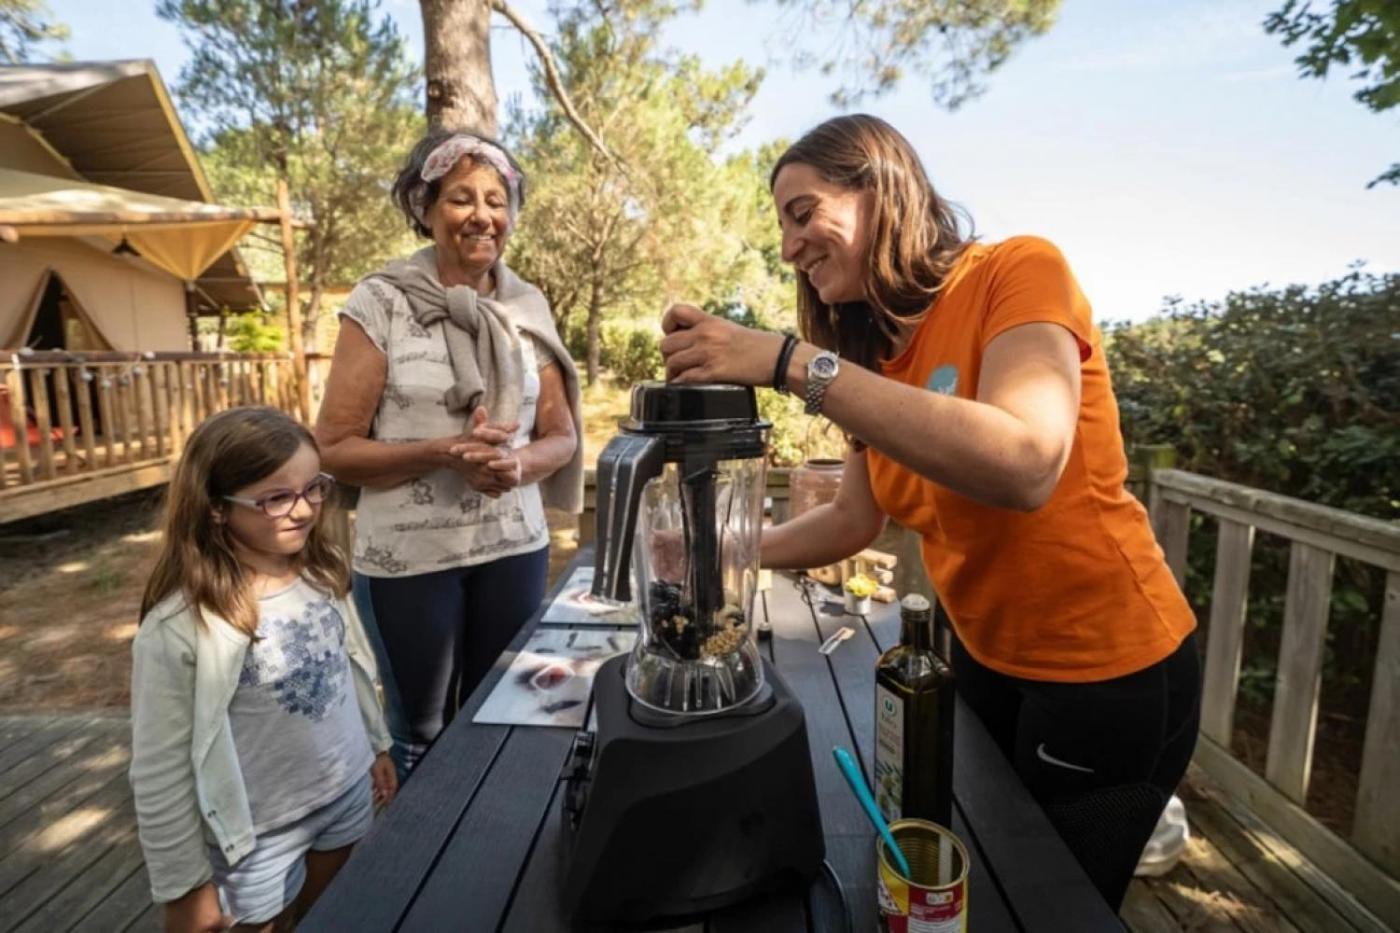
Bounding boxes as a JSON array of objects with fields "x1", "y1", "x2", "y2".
[{"x1": 45, "y1": 0, "x2": 1400, "y2": 324}]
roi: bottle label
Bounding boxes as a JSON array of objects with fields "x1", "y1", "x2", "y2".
[{"x1": 874, "y1": 683, "x2": 905, "y2": 823}]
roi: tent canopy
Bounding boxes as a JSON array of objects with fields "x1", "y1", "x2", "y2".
[
  {"x1": 0, "y1": 60, "x2": 266, "y2": 311},
  {"x1": 0, "y1": 166, "x2": 269, "y2": 281}
]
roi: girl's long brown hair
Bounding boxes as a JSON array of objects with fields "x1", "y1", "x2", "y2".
[
  {"x1": 771, "y1": 114, "x2": 973, "y2": 370},
  {"x1": 140, "y1": 407, "x2": 349, "y2": 637}
]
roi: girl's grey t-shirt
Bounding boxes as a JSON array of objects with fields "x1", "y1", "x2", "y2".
[
  {"x1": 228, "y1": 578, "x2": 374, "y2": 834},
  {"x1": 338, "y1": 278, "x2": 553, "y2": 578}
]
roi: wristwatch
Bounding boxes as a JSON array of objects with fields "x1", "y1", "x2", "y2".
[{"x1": 804, "y1": 350, "x2": 840, "y2": 415}]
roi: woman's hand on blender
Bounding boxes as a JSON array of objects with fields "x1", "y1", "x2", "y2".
[{"x1": 660, "y1": 304, "x2": 785, "y2": 386}]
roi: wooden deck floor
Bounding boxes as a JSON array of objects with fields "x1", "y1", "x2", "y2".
[
  {"x1": 1123, "y1": 765, "x2": 1388, "y2": 933},
  {"x1": 0, "y1": 713, "x2": 1387, "y2": 933},
  {"x1": 0, "y1": 713, "x2": 156, "y2": 932}
]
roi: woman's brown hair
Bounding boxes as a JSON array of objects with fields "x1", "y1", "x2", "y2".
[
  {"x1": 771, "y1": 114, "x2": 973, "y2": 369},
  {"x1": 140, "y1": 407, "x2": 349, "y2": 637}
]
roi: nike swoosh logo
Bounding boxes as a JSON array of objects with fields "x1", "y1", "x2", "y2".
[{"x1": 1036, "y1": 743, "x2": 1095, "y2": 774}]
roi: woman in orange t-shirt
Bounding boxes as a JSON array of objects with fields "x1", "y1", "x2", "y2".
[{"x1": 660, "y1": 114, "x2": 1200, "y2": 909}]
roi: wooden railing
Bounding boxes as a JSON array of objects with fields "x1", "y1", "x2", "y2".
[
  {"x1": 0, "y1": 350, "x2": 302, "y2": 524},
  {"x1": 1147, "y1": 468, "x2": 1400, "y2": 927}
]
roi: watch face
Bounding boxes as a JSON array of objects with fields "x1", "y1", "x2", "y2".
[{"x1": 813, "y1": 355, "x2": 839, "y2": 378}]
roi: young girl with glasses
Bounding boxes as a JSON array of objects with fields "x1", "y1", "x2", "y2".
[{"x1": 131, "y1": 406, "x2": 397, "y2": 933}]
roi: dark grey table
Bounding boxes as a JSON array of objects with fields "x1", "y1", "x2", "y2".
[{"x1": 304, "y1": 551, "x2": 1123, "y2": 931}]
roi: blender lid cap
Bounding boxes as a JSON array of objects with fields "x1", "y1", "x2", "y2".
[{"x1": 626, "y1": 383, "x2": 767, "y2": 431}]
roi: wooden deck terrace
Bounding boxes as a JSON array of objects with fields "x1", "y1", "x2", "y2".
[{"x1": 0, "y1": 351, "x2": 310, "y2": 525}]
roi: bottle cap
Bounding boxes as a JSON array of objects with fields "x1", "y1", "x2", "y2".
[{"x1": 899, "y1": 593, "x2": 931, "y2": 613}]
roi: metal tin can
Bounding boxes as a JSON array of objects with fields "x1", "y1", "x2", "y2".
[{"x1": 877, "y1": 818, "x2": 969, "y2": 933}]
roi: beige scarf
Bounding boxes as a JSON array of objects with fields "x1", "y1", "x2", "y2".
[{"x1": 367, "y1": 247, "x2": 584, "y2": 513}]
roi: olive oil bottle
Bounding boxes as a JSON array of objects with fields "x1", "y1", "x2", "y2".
[{"x1": 873, "y1": 593, "x2": 955, "y2": 826}]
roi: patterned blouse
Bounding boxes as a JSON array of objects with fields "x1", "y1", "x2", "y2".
[{"x1": 339, "y1": 277, "x2": 556, "y2": 578}]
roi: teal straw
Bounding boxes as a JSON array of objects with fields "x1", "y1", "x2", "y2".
[{"x1": 831, "y1": 746, "x2": 912, "y2": 878}]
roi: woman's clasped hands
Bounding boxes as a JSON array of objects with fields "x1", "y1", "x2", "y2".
[{"x1": 442, "y1": 406, "x2": 523, "y2": 497}]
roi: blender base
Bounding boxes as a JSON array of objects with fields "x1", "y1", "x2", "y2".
[{"x1": 562, "y1": 654, "x2": 825, "y2": 928}]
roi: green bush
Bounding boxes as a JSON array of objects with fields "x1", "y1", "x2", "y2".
[
  {"x1": 1107, "y1": 268, "x2": 1397, "y2": 520},
  {"x1": 758, "y1": 390, "x2": 848, "y2": 468},
  {"x1": 600, "y1": 324, "x2": 663, "y2": 386},
  {"x1": 1106, "y1": 268, "x2": 1398, "y2": 715}
]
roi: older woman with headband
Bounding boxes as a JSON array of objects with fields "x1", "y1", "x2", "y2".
[
  {"x1": 660, "y1": 114, "x2": 1200, "y2": 910},
  {"x1": 317, "y1": 129, "x2": 582, "y2": 771}
]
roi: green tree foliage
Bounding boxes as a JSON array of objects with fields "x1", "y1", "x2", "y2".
[
  {"x1": 0, "y1": 0, "x2": 67, "y2": 63},
  {"x1": 223, "y1": 312, "x2": 286, "y2": 352},
  {"x1": 1108, "y1": 270, "x2": 1397, "y2": 519},
  {"x1": 158, "y1": 0, "x2": 423, "y2": 346},
  {"x1": 1107, "y1": 270, "x2": 1398, "y2": 711},
  {"x1": 772, "y1": 0, "x2": 1059, "y2": 108},
  {"x1": 1266, "y1": 0, "x2": 1400, "y2": 186},
  {"x1": 505, "y1": 0, "x2": 785, "y2": 385},
  {"x1": 420, "y1": 0, "x2": 1059, "y2": 137}
]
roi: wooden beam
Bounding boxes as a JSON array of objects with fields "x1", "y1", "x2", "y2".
[
  {"x1": 1353, "y1": 571, "x2": 1400, "y2": 877},
  {"x1": 74, "y1": 368, "x2": 98, "y2": 472},
  {"x1": 1160, "y1": 499, "x2": 1190, "y2": 588},
  {"x1": 277, "y1": 179, "x2": 311, "y2": 423},
  {"x1": 94, "y1": 368, "x2": 116, "y2": 468},
  {"x1": 133, "y1": 366, "x2": 153, "y2": 460},
  {"x1": 151, "y1": 364, "x2": 169, "y2": 459},
  {"x1": 1155, "y1": 469, "x2": 1399, "y2": 561},
  {"x1": 27, "y1": 368, "x2": 56, "y2": 480},
  {"x1": 0, "y1": 207, "x2": 288, "y2": 225},
  {"x1": 1200, "y1": 519, "x2": 1255, "y2": 745},
  {"x1": 51, "y1": 367, "x2": 78, "y2": 476},
  {"x1": 0, "y1": 461, "x2": 173, "y2": 525},
  {"x1": 4, "y1": 367, "x2": 34, "y2": 484},
  {"x1": 1161, "y1": 489, "x2": 1400, "y2": 574},
  {"x1": 1265, "y1": 542, "x2": 1335, "y2": 803}
]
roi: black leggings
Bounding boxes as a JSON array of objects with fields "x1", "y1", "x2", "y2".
[
  {"x1": 951, "y1": 631, "x2": 1201, "y2": 909},
  {"x1": 367, "y1": 546, "x2": 549, "y2": 771}
]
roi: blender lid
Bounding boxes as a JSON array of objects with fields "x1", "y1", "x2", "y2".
[{"x1": 623, "y1": 383, "x2": 769, "y2": 461}]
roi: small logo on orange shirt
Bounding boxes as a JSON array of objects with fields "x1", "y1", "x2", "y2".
[{"x1": 926, "y1": 365, "x2": 958, "y2": 396}]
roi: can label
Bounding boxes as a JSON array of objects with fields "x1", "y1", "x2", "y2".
[
  {"x1": 877, "y1": 820, "x2": 968, "y2": 933},
  {"x1": 874, "y1": 683, "x2": 904, "y2": 822}
]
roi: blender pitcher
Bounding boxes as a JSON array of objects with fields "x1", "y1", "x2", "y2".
[{"x1": 592, "y1": 383, "x2": 769, "y2": 713}]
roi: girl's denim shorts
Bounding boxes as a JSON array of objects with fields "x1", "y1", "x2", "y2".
[{"x1": 210, "y1": 773, "x2": 372, "y2": 924}]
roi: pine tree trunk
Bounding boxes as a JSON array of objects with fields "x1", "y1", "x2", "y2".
[
  {"x1": 586, "y1": 273, "x2": 603, "y2": 387},
  {"x1": 420, "y1": 0, "x2": 498, "y2": 134}
]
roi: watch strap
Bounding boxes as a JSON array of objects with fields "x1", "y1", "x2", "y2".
[{"x1": 804, "y1": 351, "x2": 839, "y2": 416}]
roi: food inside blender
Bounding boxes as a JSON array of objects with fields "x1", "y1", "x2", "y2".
[{"x1": 648, "y1": 580, "x2": 748, "y2": 660}]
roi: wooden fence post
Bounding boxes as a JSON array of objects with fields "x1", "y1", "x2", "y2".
[
  {"x1": 1265, "y1": 541, "x2": 1336, "y2": 804},
  {"x1": 277, "y1": 179, "x2": 312, "y2": 424},
  {"x1": 1129, "y1": 443, "x2": 1177, "y2": 533},
  {"x1": 1199, "y1": 519, "x2": 1256, "y2": 745},
  {"x1": 1354, "y1": 572, "x2": 1400, "y2": 876}
]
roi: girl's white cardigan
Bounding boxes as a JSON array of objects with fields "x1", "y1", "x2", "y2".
[{"x1": 128, "y1": 588, "x2": 391, "y2": 903}]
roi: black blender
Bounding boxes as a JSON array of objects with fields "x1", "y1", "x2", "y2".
[{"x1": 561, "y1": 382, "x2": 825, "y2": 927}]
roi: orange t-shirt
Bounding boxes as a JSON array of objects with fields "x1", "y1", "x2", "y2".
[{"x1": 866, "y1": 236, "x2": 1195, "y2": 682}]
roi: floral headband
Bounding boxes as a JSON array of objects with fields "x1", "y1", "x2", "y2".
[{"x1": 409, "y1": 135, "x2": 522, "y2": 229}]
